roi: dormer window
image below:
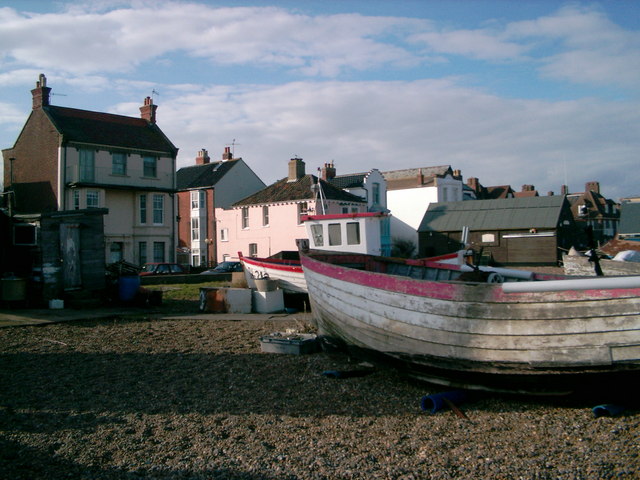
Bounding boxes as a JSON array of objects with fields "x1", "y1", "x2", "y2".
[{"x1": 578, "y1": 205, "x2": 588, "y2": 216}]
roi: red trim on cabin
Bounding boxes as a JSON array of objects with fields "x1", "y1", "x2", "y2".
[{"x1": 301, "y1": 212, "x2": 389, "y2": 222}]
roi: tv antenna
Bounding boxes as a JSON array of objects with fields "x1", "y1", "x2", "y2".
[
  {"x1": 151, "y1": 89, "x2": 160, "y2": 101},
  {"x1": 226, "y1": 139, "x2": 241, "y2": 156}
]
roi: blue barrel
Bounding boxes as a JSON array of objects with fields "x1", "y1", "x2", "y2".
[{"x1": 118, "y1": 275, "x2": 141, "y2": 301}]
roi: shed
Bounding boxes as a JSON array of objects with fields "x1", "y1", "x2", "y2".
[{"x1": 418, "y1": 197, "x2": 577, "y2": 265}]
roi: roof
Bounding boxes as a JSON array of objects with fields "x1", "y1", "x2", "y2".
[
  {"x1": 233, "y1": 174, "x2": 365, "y2": 207},
  {"x1": 43, "y1": 106, "x2": 177, "y2": 155},
  {"x1": 419, "y1": 196, "x2": 567, "y2": 232},
  {"x1": 329, "y1": 173, "x2": 367, "y2": 189},
  {"x1": 176, "y1": 160, "x2": 239, "y2": 190},
  {"x1": 618, "y1": 202, "x2": 640, "y2": 235},
  {"x1": 382, "y1": 165, "x2": 452, "y2": 181}
]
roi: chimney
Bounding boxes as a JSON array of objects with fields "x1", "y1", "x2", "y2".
[
  {"x1": 547, "y1": 191, "x2": 554, "y2": 196},
  {"x1": 452, "y1": 169, "x2": 462, "y2": 178},
  {"x1": 31, "y1": 73, "x2": 51, "y2": 109},
  {"x1": 467, "y1": 177, "x2": 480, "y2": 193},
  {"x1": 585, "y1": 181, "x2": 600, "y2": 194},
  {"x1": 196, "y1": 149, "x2": 210, "y2": 165},
  {"x1": 560, "y1": 185, "x2": 569, "y2": 196},
  {"x1": 288, "y1": 157, "x2": 305, "y2": 182},
  {"x1": 222, "y1": 146, "x2": 233, "y2": 161},
  {"x1": 321, "y1": 161, "x2": 336, "y2": 181},
  {"x1": 140, "y1": 96, "x2": 157, "y2": 124},
  {"x1": 522, "y1": 184, "x2": 535, "y2": 192}
]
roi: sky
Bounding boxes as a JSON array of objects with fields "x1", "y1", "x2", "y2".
[{"x1": 1, "y1": 0, "x2": 639, "y2": 200}]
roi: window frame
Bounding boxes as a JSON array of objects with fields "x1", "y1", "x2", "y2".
[
  {"x1": 242, "y1": 207, "x2": 249, "y2": 229},
  {"x1": 143, "y1": 156, "x2": 157, "y2": 178},
  {"x1": 111, "y1": 152, "x2": 127, "y2": 175},
  {"x1": 152, "y1": 194, "x2": 164, "y2": 225}
]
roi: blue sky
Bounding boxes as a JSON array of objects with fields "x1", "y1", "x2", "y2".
[{"x1": 1, "y1": 0, "x2": 639, "y2": 199}]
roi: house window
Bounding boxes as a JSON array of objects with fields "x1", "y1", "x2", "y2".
[
  {"x1": 143, "y1": 156, "x2": 157, "y2": 177},
  {"x1": 86, "y1": 190, "x2": 100, "y2": 208},
  {"x1": 153, "y1": 242, "x2": 165, "y2": 262},
  {"x1": 347, "y1": 222, "x2": 360, "y2": 245},
  {"x1": 153, "y1": 194, "x2": 164, "y2": 224},
  {"x1": 298, "y1": 202, "x2": 308, "y2": 224},
  {"x1": 242, "y1": 207, "x2": 249, "y2": 229},
  {"x1": 191, "y1": 249, "x2": 201, "y2": 267},
  {"x1": 328, "y1": 223, "x2": 342, "y2": 246},
  {"x1": 191, "y1": 217, "x2": 200, "y2": 241},
  {"x1": 79, "y1": 149, "x2": 95, "y2": 182},
  {"x1": 342, "y1": 207, "x2": 349, "y2": 214},
  {"x1": 310, "y1": 224, "x2": 324, "y2": 247},
  {"x1": 73, "y1": 190, "x2": 80, "y2": 210},
  {"x1": 110, "y1": 242, "x2": 123, "y2": 263},
  {"x1": 249, "y1": 243, "x2": 258, "y2": 257},
  {"x1": 262, "y1": 206, "x2": 269, "y2": 226},
  {"x1": 372, "y1": 183, "x2": 380, "y2": 205},
  {"x1": 112, "y1": 152, "x2": 127, "y2": 175},
  {"x1": 139, "y1": 194, "x2": 147, "y2": 224},
  {"x1": 138, "y1": 241, "x2": 147, "y2": 266},
  {"x1": 220, "y1": 228, "x2": 229, "y2": 242},
  {"x1": 191, "y1": 190, "x2": 205, "y2": 210}
]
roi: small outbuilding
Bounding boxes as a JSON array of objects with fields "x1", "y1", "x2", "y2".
[{"x1": 418, "y1": 196, "x2": 577, "y2": 266}]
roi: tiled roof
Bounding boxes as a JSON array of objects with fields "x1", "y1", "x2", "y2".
[
  {"x1": 420, "y1": 196, "x2": 567, "y2": 232},
  {"x1": 44, "y1": 106, "x2": 177, "y2": 155},
  {"x1": 330, "y1": 173, "x2": 367, "y2": 189},
  {"x1": 176, "y1": 160, "x2": 239, "y2": 190},
  {"x1": 233, "y1": 174, "x2": 365, "y2": 207},
  {"x1": 382, "y1": 165, "x2": 451, "y2": 180}
]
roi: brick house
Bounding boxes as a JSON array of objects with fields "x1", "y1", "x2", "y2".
[
  {"x1": 216, "y1": 157, "x2": 367, "y2": 261},
  {"x1": 176, "y1": 147, "x2": 265, "y2": 268},
  {"x1": 564, "y1": 182, "x2": 620, "y2": 247},
  {"x1": 2, "y1": 74, "x2": 179, "y2": 266}
]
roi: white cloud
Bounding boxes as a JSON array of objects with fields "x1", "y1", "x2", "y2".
[
  {"x1": 146, "y1": 79, "x2": 639, "y2": 200},
  {"x1": 0, "y1": 3, "x2": 422, "y2": 77},
  {"x1": 506, "y1": 5, "x2": 640, "y2": 88}
]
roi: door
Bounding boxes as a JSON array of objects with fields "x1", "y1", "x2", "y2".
[{"x1": 60, "y1": 223, "x2": 82, "y2": 290}]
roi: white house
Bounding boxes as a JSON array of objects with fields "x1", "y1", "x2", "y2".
[{"x1": 383, "y1": 166, "x2": 464, "y2": 252}]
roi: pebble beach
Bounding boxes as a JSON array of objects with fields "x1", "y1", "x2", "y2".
[{"x1": 1, "y1": 312, "x2": 639, "y2": 479}]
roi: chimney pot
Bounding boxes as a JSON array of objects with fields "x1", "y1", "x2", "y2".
[
  {"x1": 31, "y1": 73, "x2": 51, "y2": 109},
  {"x1": 196, "y1": 149, "x2": 210, "y2": 165},
  {"x1": 140, "y1": 96, "x2": 157, "y2": 123}
]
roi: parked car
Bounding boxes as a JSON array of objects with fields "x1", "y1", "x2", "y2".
[
  {"x1": 200, "y1": 261, "x2": 243, "y2": 274},
  {"x1": 140, "y1": 263, "x2": 186, "y2": 276}
]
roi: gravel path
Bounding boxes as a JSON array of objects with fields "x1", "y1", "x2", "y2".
[{"x1": 1, "y1": 313, "x2": 639, "y2": 479}]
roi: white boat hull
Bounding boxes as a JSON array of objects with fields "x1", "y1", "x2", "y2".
[{"x1": 301, "y1": 252, "x2": 640, "y2": 393}]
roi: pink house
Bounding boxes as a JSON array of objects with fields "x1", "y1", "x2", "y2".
[{"x1": 216, "y1": 157, "x2": 367, "y2": 261}]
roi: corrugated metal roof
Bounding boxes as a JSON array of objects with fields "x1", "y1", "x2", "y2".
[{"x1": 419, "y1": 196, "x2": 567, "y2": 232}]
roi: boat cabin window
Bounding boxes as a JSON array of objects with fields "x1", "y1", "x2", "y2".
[
  {"x1": 328, "y1": 223, "x2": 342, "y2": 246},
  {"x1": 310, "y1": 224, "x2": 324, "y2": 246},
  {"x1": 347, "y1": 222, "x2": 361, "y2": 245}
]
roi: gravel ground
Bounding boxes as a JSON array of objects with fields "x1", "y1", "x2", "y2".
[{"x1": 1, "y1": 311, "x2": 639, "y2": 480}]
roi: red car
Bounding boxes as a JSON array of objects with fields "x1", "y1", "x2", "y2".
[{"x1": 139, "y1": 263, "x2": 186, "y2": 276}]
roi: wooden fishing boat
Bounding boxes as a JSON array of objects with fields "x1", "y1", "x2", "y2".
[
  {"x1": 239, "y1": 252, "x2": 306, "y2": 294},
  {"x1": 299, "y1": 251, "x2": 640, "y2": 394}
]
